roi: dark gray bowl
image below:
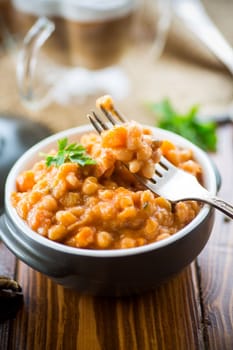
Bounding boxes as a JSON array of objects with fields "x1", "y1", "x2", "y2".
[{"x1": 0, "y1": 125, "x2": 219, "y2": 296}]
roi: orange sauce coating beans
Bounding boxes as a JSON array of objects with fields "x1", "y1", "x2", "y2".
[{"x1": 11, "y1": 122, "x2": 202, "y2": 250}]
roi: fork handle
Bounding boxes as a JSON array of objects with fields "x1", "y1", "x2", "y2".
[{"x1": 203, "y1": 195, "x2": 233, "y2": 219}]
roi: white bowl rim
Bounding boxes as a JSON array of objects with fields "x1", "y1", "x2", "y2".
[{"x1": 4, "y1": 124, "x2": 217, "y2": 258}]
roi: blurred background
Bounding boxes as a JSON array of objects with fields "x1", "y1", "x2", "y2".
[{"x1": 0, "y1": 0, "x2": 232, "y2": 131}]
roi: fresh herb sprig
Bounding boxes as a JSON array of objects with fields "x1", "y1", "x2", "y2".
[
  {"x1": 41, "y1": 137, "x2": 96, "y2": 167},
  {"x1": 147, "y1": 99, "x2": 217, "y2": 152}
]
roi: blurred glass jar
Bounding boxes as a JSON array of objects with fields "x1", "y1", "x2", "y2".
[{"x1": 12, "y1": 0, "x2": 171, "y2": 108}]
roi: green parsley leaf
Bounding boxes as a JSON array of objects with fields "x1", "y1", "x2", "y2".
[
  {"x1": 41, "y1": 137, "x2": 96, "y2": 167},
  {"x1": 146, "y1": 99, "x2": 217, "y2": 152}
]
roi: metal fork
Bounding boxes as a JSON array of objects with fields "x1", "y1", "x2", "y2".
[{"x1": 87, "y1": 106, "x2": 233, "y2": 219}]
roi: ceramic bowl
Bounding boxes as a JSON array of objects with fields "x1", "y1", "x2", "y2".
[{"x1": 0, "y1": 125, "x2": 220, "y2": 296}]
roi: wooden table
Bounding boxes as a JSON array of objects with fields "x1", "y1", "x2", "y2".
[{"x1": 0, "y1": 122, "x2": 232, "y2": 350}]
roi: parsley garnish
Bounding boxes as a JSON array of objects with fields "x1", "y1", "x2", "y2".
[
  {"x1": 147, "y1": 99, "x2": 217, "y2": 152},
  {"x1": 41, "y1": 137, "x2": 96, "y2": 167}
]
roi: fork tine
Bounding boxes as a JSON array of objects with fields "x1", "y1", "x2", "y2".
[
  {"x1": 100, "y1": 106, "x2": 118, "y2": 126},
  {"x1": 156, "y1": 161, "x2": 169, "y2": 174},
  {"x1": 140, "y1": 161, "x2": 170, "y2": 187},
  {"x1": 159, "y1": 156, "x2": 174, "y2": 169},
  {"x1": 92, "y1": 111, "x2": 109, "y2": 130},
  {"x1": 100, "y1": 104, "x2": 126, "y2": 125},
  {"x1": 87, "y1": 114, "x2": 102, "y2": 134},
  {"x1": 87, "y1": 112, "x2": 109, "y2": 134},
  {"x1": 113, "y1": 107, "x2": 126, "y2": 123}
]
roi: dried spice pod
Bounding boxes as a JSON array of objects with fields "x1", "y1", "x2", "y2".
[{"x1": 0, "y1": 276, "x2": 23, "y2": 322}]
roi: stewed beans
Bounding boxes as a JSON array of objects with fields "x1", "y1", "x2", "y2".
[{"x1": 11, "y1": 122, "x2": 202, "y2": 250}]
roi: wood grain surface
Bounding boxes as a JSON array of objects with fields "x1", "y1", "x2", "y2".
[{"x1": 197, "y1": 125, "x2": 233, "y2": 350}]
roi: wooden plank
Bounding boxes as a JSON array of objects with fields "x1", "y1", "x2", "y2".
[
  {"x1": 198, "y1": 126, "x2": 233, "y2": 349},
  {"x1": 0, "y1": 241, "x2": 16, "y2": 277},
  {"x1": 8, "y1": 261, "x2": 203, "y2": 350}
]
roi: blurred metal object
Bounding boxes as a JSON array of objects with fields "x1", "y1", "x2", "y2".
[
  {"x1": 172, "y1": 0, "x2": 233, "y2": 76},
  {"x1": 205, "y1": 114, "x2": 233, "y2": 125},
  {"x1": 198, "y1": 112, "x2": 233, "y2": 125}
]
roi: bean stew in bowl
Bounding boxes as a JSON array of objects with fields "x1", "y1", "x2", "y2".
[{"x1": 0, "y1": 97, "x2": 219, "y2": 296}]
